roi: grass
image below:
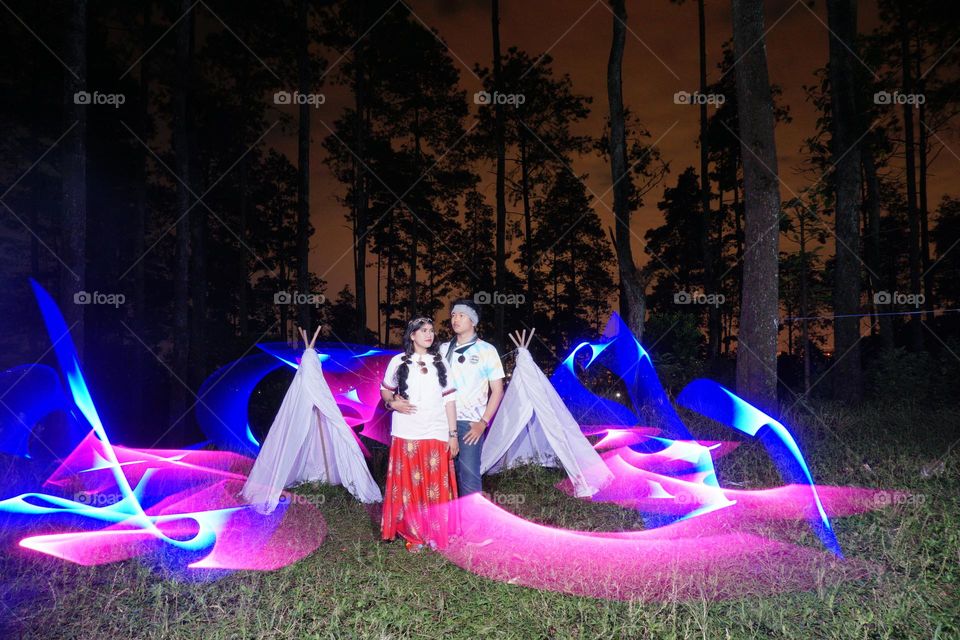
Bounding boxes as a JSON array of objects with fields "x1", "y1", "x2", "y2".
[{"x1": 1, "y1": 401, "x2": 958, "y2": 639}]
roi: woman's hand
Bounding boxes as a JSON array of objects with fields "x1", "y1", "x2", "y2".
[
  {"x1": 390, "y1": 397, "x2": 417, "y2": 414},
  {"x1": 448, "y1": 435, "x2": 459, "y2": 457}
]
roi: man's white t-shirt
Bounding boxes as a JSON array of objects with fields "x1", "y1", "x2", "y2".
[
  {"x1": 381, "y1": 353, "x2": 457, "y2": 442},
  {"x1": 439, "y1": 337, "x2": 505, "y2": 422}
]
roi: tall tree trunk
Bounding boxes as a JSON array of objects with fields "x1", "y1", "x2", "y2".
[
  {"x1": 238, "y1": 156, "x2": 249, "y2": 338},
  {"x1": 732, "y1": 0, "x2": 780, "y2": 414},
  {"x1": 353, "y1": 0, "x2": 369, "y2": 343},
  {"x1": 520, "y1": 130, "x2": 534, "y2": 326},
  {"x1": 279, "y1": 259, "x2": 289, "y2": 341},
  {"x1": 799, "y1": 211, "x2": 811, "y2": 394},
  {"x1": 607, "y1": 0, "x2": 646, "y2": 339},
  {"x1": 296, "y1": 0, "x2": 312, "y2": 331},
  {"x1": 492, "y1": 0, "x2": 506, "y2": 346},
  {"x1": 385, "y1": 213, "x2": 395, "y2": 345},
  {"x1": 188, "y1": 5, "x2": 205, "y2": 395},
  {"x1": 376, "y1": 249, "x2": 383, "y2": 344},
  {"x1": 916, "y1": 50, "x2": 932, "y2": 323},
  {"x1": 696, "y1": 0, "x2": 720, "y2": 362},
  {"x1": 862, "y1": 145, "x2": 893, "y2": 348},
  {"x1": 733, "y1": 173, "x2": 743, "y2": 263},
  {"x1": 900, "y1": 1, "x2": 923, "y2": 351},
  {"x1": 827, "y1": 0, "x2": 863, "y2": 404},
  {"x1": 552, "y1": 248, "x2": 558, "y2": 312},
  {"x1": 170, "y1": 0, "x2": 192, "y2": 437},
  {"x1": 61, "y1": 0, "x2": 87, "y2": 359},
  {"x1": 408, "y1": 114, "x2": 421, "y2": 318},
  {"x1": 29, "y1": 204, "x2": 41, "y2": 355},
  {"x1": 134, "y1": 0, "x2": 151, "y2": 425}
]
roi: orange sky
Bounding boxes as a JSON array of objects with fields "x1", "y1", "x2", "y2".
[{"x1": 260, "y1": 0, "x2": 958, "y2": 335}]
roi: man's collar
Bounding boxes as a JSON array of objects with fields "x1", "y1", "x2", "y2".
[{"x1": 455, "y1": 332, "x2": 477, "y2": 346}]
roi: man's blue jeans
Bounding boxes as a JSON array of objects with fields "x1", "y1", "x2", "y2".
[{"x1": 454, "y1": 419, "x2": 484, "y2": 496}]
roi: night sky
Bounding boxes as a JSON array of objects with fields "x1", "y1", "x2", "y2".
[{"x1": 258, "y1": 0, "x2": 953, "y2": 325}]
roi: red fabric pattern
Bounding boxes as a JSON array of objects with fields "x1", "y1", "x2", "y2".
[{"x1": 381, "y1": 437, "x2": 460, "y2": 549}]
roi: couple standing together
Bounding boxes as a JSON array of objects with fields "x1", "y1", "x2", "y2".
[{"x1": 379, "y1": 298, "x2": 505, "y2": 552}]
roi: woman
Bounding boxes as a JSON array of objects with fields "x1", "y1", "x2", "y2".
[{"x1": 380, "y1": 317, "x2": 460, "y2": 552}]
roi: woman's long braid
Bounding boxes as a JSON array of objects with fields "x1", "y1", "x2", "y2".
[
  {"x1": 396, "y1": 354, "x2": 412, "y2": 399},
  {"x1": 431, "y1": 350, "x2": 447, "y2": 388}
]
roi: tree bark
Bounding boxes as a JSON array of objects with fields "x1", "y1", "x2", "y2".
[
  {"x1": 732, "y1": 0, "x2": 780, "y2": 414},
  {"x1": 827, "y1": 0, "x2": 863, "y2": 403},
  {"x1": 862, "y1": 145, "x2": 893, "y2": 348},
  {"x1": 916, "y1": 50, "x2": 932, "y2": 323},
  {"x1": 800, "y1": 211, "x2": 811, "y2": 395},
  {"x1": 188, "y1": 4, "x2": 206, "y2": 394},
  {"x1": 520, "y1": 130, "x2": 534, "y2": 326},
  {"x1": 134, "y1": 0, "x2": 151, "y2": 423},
  {"x1": 61, "y1": 0, "x2": 87, "y2": 359},
  {"x1": 297, "y1": 0, "x2": 312, "y2": 333},
  {"x1": 238, "y1": 156, "x2": 249, "y2": 338},
  {"x1": 408, "y1": 112, "x2": 422, "y2": 318},
  {"x1": 170, "y1": 0, "x2": 192, "y2": 435},
  {"x1": 492, "y1": 0, "x2": 506, "y2": 346},
  {"x1": 607, "y1": 0, "x2": 646, "y2": 339},
  {"x1": 900, "y1": 1, "x2": 923, "y2": 351},
  {"x1": 696, "y1": 0, "x2": 720, "y2": 362},
  {"x1": 353, "y1": 0, "x2": 369, "y2": 343}
]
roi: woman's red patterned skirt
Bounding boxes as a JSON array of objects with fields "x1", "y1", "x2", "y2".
[{"x1": 381, "y1": 436, "x2": 460, "y2": 550}]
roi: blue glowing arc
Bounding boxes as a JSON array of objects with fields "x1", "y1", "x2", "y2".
[
  {"x1": 14, "y1": 279, "x2": 230, "y2": 553},
  {"x1": 675, "y1": 378, "x2": 842, "y2": 557}
]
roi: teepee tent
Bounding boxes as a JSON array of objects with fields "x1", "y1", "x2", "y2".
[
  {"x1": 481, "y1": 333, "x2": 613, "y2": 497},
  {"x1": 241, "y1": 342, "x2": 382, "y2": 514}
]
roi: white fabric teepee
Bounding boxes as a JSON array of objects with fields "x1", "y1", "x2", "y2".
[
  {"x1": 480, "y1": 347, "x2": 613, "y2": 497},
  {"x1": 241, "y1": 348, "x2": 382, "y2": 513}
]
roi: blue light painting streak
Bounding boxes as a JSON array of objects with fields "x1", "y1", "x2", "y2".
[
  {"x1": 0, "y1": 364, "x2": 84, "y2": 458},
  {"x1": 550, "y1": 313, "x2": 689, "y2": 437},
  {"x1": 196, "y1": 342, "x2": 397, "y2": 455},
  {"x1": 675, "y1": 378, "x2": 843, "y2": 557},
  {"x1": 0, "y1": 279, "x2": 236, "y2": 555}
]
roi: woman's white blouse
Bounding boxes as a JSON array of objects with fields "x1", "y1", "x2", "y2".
[{"x1": 381, "y1": 353, "x2": 457, "y2": 442}]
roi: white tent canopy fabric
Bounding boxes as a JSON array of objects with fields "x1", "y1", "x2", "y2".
[
  {"x1": 241, "y1": 348, "x2": 382, "y2": 513},
  {"x1": 481, "y1": 347, "x2": 614, "y2": 497}
]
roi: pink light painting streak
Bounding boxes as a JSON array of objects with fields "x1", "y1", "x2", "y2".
[
  {"x1": 0, "y1": 279, "x2": 328, "y2": 572},
  {"x1": 4, "y1": 435, "x2": 327, "y2": 571},
  {"x1": 432, "y1": 490, "x2": 898, "y2": 601}
]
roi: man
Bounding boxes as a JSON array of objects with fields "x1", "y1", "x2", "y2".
[{"x1": 439, "y1": 298, "x2": 505, "y2": 496}]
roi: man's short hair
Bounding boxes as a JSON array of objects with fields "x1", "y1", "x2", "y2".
[{"x1": 450, "y1": 298, "x2": 481, "y2": 324}]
